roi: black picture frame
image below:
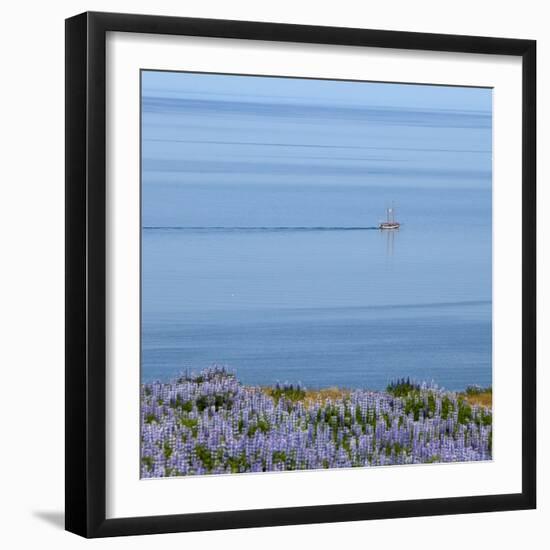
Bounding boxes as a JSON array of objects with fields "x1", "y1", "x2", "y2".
[{"x1": 65, "y1": 11, "x2": 536, "y2": 538}]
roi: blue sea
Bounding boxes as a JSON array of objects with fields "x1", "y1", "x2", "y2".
[{"x1": 141, "y1": 72, "x2": 492, "y2": 391}]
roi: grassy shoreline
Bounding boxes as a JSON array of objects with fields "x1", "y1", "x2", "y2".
[
  {"x1": 262, "y1": 384, "x2": 492, "y2": 408},
  {"x1": 461, "y1": 387, "x2": 492, "y2": 408}
]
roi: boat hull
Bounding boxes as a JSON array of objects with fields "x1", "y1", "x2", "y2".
[{"x1": 379, "y1": 223, "x2": 400, "y2": 230}]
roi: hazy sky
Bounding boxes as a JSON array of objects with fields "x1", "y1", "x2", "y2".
[
  {"x1": 141, "y1": 70, "x2": 492, "y2": 227},
  {"x1": 142, "y1": 70, "x2": 492, "y2": 111}
]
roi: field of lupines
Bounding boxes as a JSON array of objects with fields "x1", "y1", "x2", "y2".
[{"x1": 141, "y1": 367, "x2": 492, "y2": 478}]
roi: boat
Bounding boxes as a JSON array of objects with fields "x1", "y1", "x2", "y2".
[{"x1": 378, "y1": 205, "x2": 400, "y2": 230}]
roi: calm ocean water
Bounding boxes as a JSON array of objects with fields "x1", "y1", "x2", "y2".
[
  {"x1": 141, "y1": 72, "x2": 492, "y2": 390},
  {"x1": 141, "y1": 184, "x2": 491, "y2": 390}
]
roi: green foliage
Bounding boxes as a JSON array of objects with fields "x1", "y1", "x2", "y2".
[
  {"x1": 393, "y1": 442, "x2": 404, "y2": 455},
  {"x1": 142, "y1": 455, "x2": 154, "y2": 471},
  {"x1": 324, "y1": 404, "x2": 339, "y2": 421},
  {"x1": 195, "y1": 444, "x2": 215, "y2": 471},
  {"x1": 343, "y1": 414, "x2": 353, "y2": 429},
  {"x1": 425, "y1": 454, "x2": 442, "y2": 463},
  {"x1": 427, "y1": 392, "x2": 436, "y2": 416},
  {"x1": 479, "y1": 408, "x2": 492, "y2": 427},
  {"x1": 341, "y1": 435, "x2": 352, "y2": 455},
  {"x1": 386, "y1": 378, "x2": 421, "y2": 397},
  {"x1": 288, "y1": 455, "x2": 297, "y2": 470},
  {"x1": 247, "y1": 417, "x2": 270, "y2": 437},
  {"x1": 272, "y1": 451, "x2": 287, "y2": 463},
  {"x1": 441, "y1": 396, "x2": 452, "y2": 420},
  {"x1": 196, "y1": 395, "x2": 209, "y2": 412},
  {"x1": 269, "y1": 383, "x2": 306, "y2": 402},
  {"x1": 215, "y1": 393, "x2": 233, "y2": 410},
  {"x1": 144, "y1": 413, "x2": 157, "y2": 424},
  {"x1": 384, "y1": 382, "x2": 487, "y2": 428},
  {"x1": 247, "y1": 425, "x2": 258, "y2": 437},
  {"x1": 384, "y1": 442, "x2": 406, "y2": 457},
  {"x1": 403, "y1": 393, "x2": 424, "y2": 421},
  {"x1": 366, "y1": 409, "x2": 377, "y2": 429},
  {"x1": 195, "y1": 392, "x2": 234, "y2": 412},
  {"x1": 170, "y1": 394, "x2": 194, "y2": 412},
  {"x1": 178, "y1": 416, "x2": 198, "y2": 437},
  {"x1": 457, "y1": 399, "x2": 473, "y2": 424},
  {"x1": 163, "y1": 441, "x2": 173, "y2": 460},
  {"x1": 227, "y1": 452, "x2": 249, "y2": 473}
]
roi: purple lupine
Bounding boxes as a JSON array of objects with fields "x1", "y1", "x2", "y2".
[{"x1": 140, "y1": 367, "x2": 492, "y2": 478}]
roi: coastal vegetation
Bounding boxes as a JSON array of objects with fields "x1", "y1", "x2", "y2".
[
  {"x1": 141, "y1": 367, "x2": 492, "y2": 478},
  {"x1": 461, "y1": 385, "x2": 492, "y2": 408}
]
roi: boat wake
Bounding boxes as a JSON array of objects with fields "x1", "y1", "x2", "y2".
[{"x1": 143, "y1": 226, "x2": 380, "y2": 232}]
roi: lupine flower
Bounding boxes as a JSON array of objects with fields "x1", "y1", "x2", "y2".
[{"x1": 140, "y1": 367, "x2": 492, "y2": 478}]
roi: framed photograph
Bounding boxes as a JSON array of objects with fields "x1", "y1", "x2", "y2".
[{"x1": 65, "y1": 11, "x2": 536, "y2": 538}]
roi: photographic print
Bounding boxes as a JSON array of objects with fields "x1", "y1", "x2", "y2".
[{"x1": 140, "y1": 70, "x2": 493, "y2": 478}]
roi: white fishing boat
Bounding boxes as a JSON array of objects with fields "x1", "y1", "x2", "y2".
[{"x1": 379, "y1": 205, "x2": 400, "y2": 230}]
